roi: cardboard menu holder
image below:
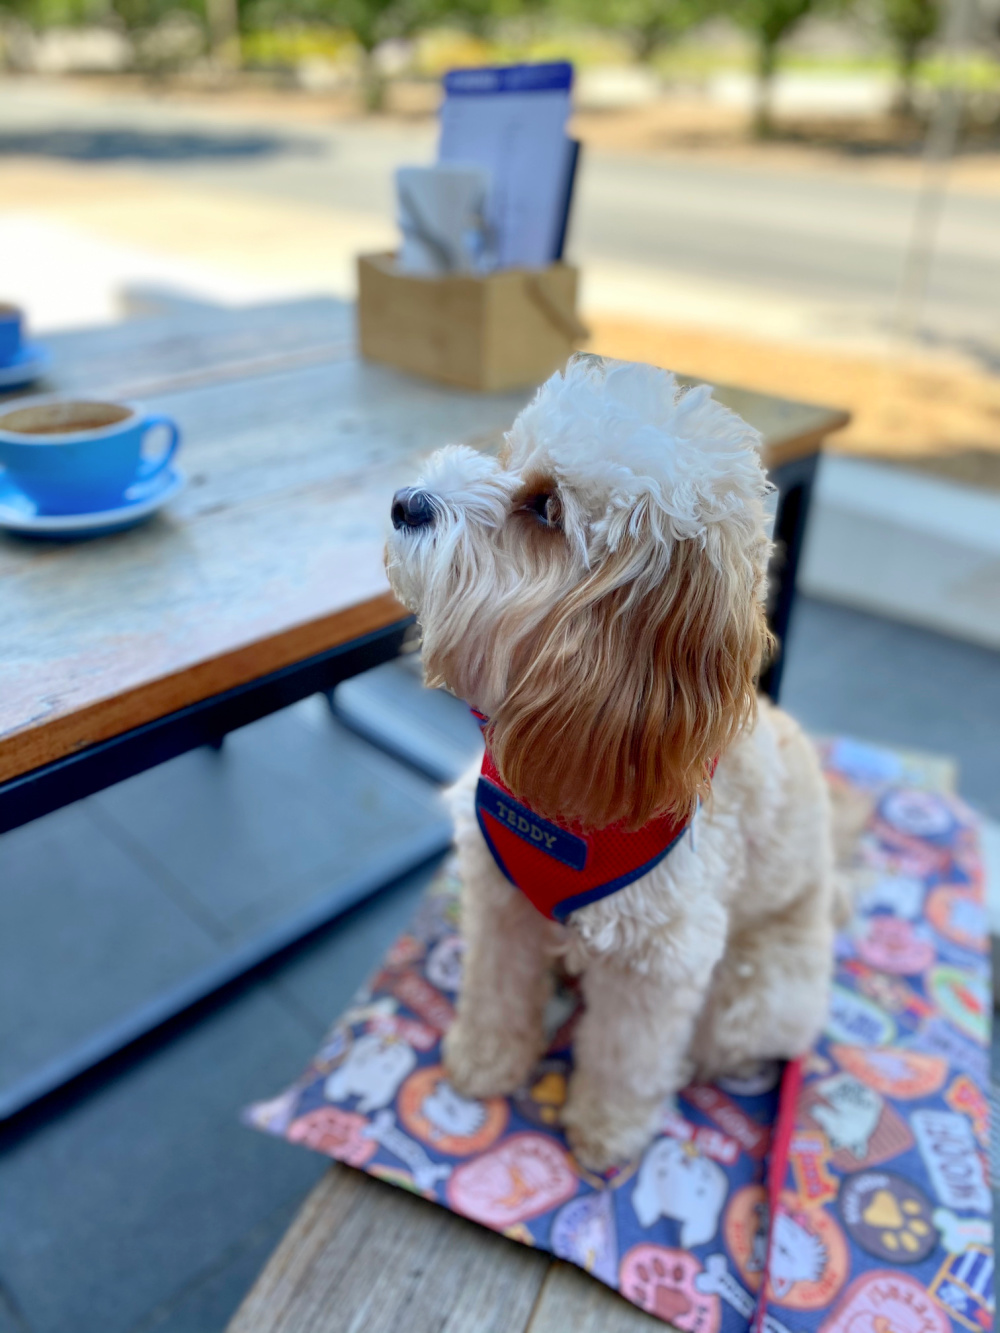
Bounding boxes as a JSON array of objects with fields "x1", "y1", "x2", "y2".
[{"x1": 356, "y1": 252, "x2": 588, "y2": 393}]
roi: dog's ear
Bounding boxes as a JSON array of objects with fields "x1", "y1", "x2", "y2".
[{"x1": 486, "y1": 517, "x2": 772, "y2": 830}]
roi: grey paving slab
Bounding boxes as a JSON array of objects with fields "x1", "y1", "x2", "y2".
[
  {"x1": 332, "y1": 654, "x2": 484, "y2": 784},
  {"x1": 130, "y1": 1196, "x2": 304, "y2": 1333},
  {"x1": 92, "y1": 703, "x2": 449, "y2": 940},
  {"x1": 0, "y1": 1285, "x2": 31, "y2": 1333},
  {"x1": 0, "y1": 804, "x2": 217, "y2": 1099},
  {"x1": 268, "y1": 854, "x2": 447, "y2": 1034},
  {"x1": 0, "y1": 990, "x2": 326, "y2": 1333},
  {"x1": 782, "y1": 596, "x2": 1000, "y2": 819}
]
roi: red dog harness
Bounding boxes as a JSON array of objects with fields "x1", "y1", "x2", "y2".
[{"x1": 472, "y1": 713, "x2": 700, "y2": 922}]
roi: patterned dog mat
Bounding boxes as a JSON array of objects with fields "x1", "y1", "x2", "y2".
[{"x1": 246, "y1": 738, "x2": 993, "y2": 1333}]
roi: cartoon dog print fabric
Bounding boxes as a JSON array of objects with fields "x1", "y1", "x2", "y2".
[
  {"x1": 246, "y1": 737, "x2": 992, "y2": 1333},
  {"x1": 632, "y1": 1137, "x2": 730, "y2": 1248},
  {"x1": 762, "y1": 740, "x2": 994, "y2": 1333}
]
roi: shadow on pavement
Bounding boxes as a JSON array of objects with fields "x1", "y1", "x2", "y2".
[{"x1": 0, "y1": 127, "x2": 325, "y2": 162}]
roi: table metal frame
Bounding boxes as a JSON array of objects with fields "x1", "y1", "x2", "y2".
[{"x1": 760, "y1": 453, "x2": 818, "y2": 701}]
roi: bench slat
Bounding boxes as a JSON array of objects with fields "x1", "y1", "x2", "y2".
[
  {"x1": 228, "y1": 1166, "x2": 551, "y2": 1333},
  {"x1": 528, "y1": 1262, "x2": 667, "y2": 1333},
  {"x1": 227, "y1": 1166, "x2": 673, "y2": 1332}
]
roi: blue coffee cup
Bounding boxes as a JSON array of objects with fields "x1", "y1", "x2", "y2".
[
  {"x1": 0, "y1": 399, "x2": 180, "y2": 515},
  {"x1": 0, "y1": 304, "x2": 23, "y2": 367}
]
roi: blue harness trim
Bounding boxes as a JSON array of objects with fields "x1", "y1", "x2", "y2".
[
  {"x1": 476, "y1": 777, "x2": 587, "y2": 871},
  {"x1": 548, "y1": 826, "x2": 690, "y2": 921}
]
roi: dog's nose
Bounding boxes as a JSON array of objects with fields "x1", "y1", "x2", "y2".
[{"x1": 391, "y1": 488, "x2": 436, "y2": 531}]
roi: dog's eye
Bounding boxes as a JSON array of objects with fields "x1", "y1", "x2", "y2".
[{"x1": 523, "y1": 492, "x2": 562, "y2": 529}]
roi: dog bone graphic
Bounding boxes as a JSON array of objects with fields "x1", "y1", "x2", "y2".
[
  {"x1": 362, "y1": 1109, "x2": 452, "y2": 1191},
  {"x1": 762, "y1": 1315, "x2": 795, "y2": 1333},
  {"x1": 694, "y1": 1254, "x2": 755, "y2": 1318},
  {"x1": 933, "y1": 1207, "x2": 993, "y2": 1255}
]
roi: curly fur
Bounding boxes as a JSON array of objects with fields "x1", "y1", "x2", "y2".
[{"x1": 386, "y1": 354, "x2": 836, "y2": 1171}]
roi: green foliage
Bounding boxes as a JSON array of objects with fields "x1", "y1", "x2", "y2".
[
  {"x1": 730, "y1": 0, "x2": 817, "y2": 55},
  {"x1": 326, "y1": 0, "x2": 427, "y2": 51},
  {"x1": 0, "y1": 0, "x2": 102, "y2": 21},
  {"x1": 563, "y1": 0, "x2": 706, "y2": 61},
  {"x1": 882, "y1": 0, "x2": 938, "y2": 57},
  {"x1": 0, "y1": 0, "x2": 205, "y2": 38},
  {"x1": 111, "y1": 0, "x2": 202, "y2": 32},
  {"x1": 253, "y1": 0, "x2": 433, "y2": 105},
  {"x1": 422, "y1": 0, "x2": 524, "y2": 38},
  {"x1": 238, "y1": 0, "x2": 549, "y2": 105},
  {"x1": 238, "y1": 0, "x2": 539, "y2": 51}
]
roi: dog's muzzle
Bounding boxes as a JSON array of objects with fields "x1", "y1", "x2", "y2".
[{"x1": 391, "y1": 488, "x2": 436, "y2": 531}]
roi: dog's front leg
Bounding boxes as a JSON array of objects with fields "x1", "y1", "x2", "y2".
[
  {"x1": 563, "y1": 913, "x2": 724, "y2": 1172},
  {"x1": 443, "y1": 824, "x2": 553, "y2": 1099}
]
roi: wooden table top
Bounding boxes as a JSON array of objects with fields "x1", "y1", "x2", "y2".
[
  {"x1": 228, "y1": 1164, "x2": 666, "y2": 1333},
  {"x1": 0, "y1": 298, "x2": 847, "y2": 786}
]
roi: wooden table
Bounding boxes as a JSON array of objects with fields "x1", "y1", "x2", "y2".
[{"x1": 0, "y1": 297, "x2": 847, "y2": 1121}]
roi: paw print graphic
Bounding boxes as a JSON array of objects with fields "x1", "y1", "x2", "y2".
[
  {"x1": 838, "y1": 1171, "x2": 937, "y2": 1265},
  {"x1": 867, "y1": 1191, "x2": 932, "y2": 1254},
  {"x1": 619, "y1": 1246, "x2": 720, "y2": 1333},
  {"x1": 634, "y1": 1255, "x2": 692, "y2": 1322}
]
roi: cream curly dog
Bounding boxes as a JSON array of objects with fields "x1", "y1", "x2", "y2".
[{"x1": 386, "y1": 354, "x2": 836, "y2": 1173}]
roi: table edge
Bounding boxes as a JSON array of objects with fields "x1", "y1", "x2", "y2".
[
  {"x1": 0, "y1": 591, "x2": 407, "y2": 785},
  {"x1": 764, "y1": 412, "x2": 850, "y2": 467}
]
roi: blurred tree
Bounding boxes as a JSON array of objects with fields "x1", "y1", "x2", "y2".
[
  {"x1": 419, "y1": 0, "x2": 550, "y2": 43},
  {"x1": 882, "y1": 0, "x2": 940, "y2": 115},
  {"x1": 423, "y1": 0, "x2": 500, "y2": 39},
  {"x1": 329, "y1": 0, "x2": 428, "y2": 108},
  {"x1": 566, "y1": 0, "x2": 705, "y2": 61},
  {"x1": 204, "y1": 0, "x2": 238, "y2": 65},
  {"x1": 0, "y1": 0, "x2": 112, "y2": 25},
  {"x1": 730, "y1": 0, "x2": 820, "y2": 135},
  {"x1": 9, "y1": 0, "x2": 204, "y2": 59},
  {"x1": 108, "y1": 0, "x2": 171, "y2": 31},
  {"x1": 105, "y1": 0, "x2": 207, "y2": 69},
  {"x1": 245, "y1": 0, "x2": 549, "y2": 112},
  {"x1": 235, "y1": 0, "x2": 436, "y2": 109}
]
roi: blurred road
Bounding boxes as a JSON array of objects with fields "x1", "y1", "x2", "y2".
[{"x1": 2, "y1": 77, "x2": 999, "y2": 360}]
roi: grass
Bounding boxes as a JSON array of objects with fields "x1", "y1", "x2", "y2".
[{"x1": 240, "y1": 26, "x2": 357, "y2": 66}]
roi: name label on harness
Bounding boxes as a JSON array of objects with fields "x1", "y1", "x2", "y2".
[{"x1": 476, "y1": 778, "x2": 587, "y2": 871}]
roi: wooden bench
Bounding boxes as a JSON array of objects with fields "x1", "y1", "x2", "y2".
[{"x1": 228, "y1": 1164, "x2": 665, "y2": 1332}]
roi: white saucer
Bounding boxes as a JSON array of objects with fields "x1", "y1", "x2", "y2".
[
  {"x1": 0, "y1": 466, "x2": 185, "y2": 538},
  {"x1": 0, "y1": 343, "x2": 52, "y2": 391}
]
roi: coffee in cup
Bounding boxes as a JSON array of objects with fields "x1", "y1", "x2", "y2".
[{"x1": 0, "y1": 399, "x2": 181, "y2": 515}]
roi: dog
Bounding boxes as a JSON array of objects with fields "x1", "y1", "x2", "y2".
[{"x1": 386, "y1": 354, "x2": 836, "y2": 1172}]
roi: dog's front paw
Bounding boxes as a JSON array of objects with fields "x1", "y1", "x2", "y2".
[
  {"x1": 562, "y1": 1086, "x2": 661, "y2": 1173},
  {"x1": 443, "y1": 1021, "x2": 541, "y2": 1099}
]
